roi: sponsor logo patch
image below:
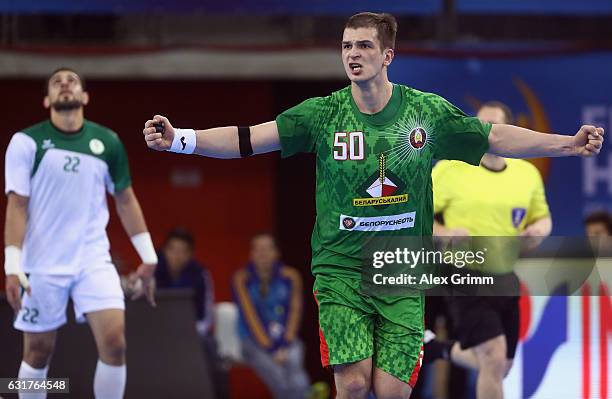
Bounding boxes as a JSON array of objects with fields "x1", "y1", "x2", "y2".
[
  {"x1": 342, "y1": 217, "x2": 356, "y2": 229},
  {"x1": 339, "y1": 212, "x2": 416, "y2": 232},
  {"x1": 353, "y1": 154, "x2": 409, "y2": 208},
  {"x1": 353, "y1": 194, "x2": 408, "y2": 207}
]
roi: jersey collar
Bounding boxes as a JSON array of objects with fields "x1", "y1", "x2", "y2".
[
  {"x1": 48, "y1": 119, "x2": 86, "y2": 140},
  {"x1": 349, "y1": 84, "x2": 404, "y2": 127},
  {"x1": 480, "y1": 162, "x2": 508, "y2": 173}
]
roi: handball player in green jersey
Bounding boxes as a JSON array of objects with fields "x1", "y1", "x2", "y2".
[{"x1": 143, "y1": 13, "x2": 604, "y2": 399}]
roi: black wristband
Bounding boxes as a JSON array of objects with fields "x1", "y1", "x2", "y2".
[{"x1": 238, "y1": 126, "x2": 254, "y2": 157}]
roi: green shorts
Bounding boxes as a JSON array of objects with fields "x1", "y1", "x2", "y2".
[{"x1": 313, "y1": 274, "x2": 425, "y2": 387}]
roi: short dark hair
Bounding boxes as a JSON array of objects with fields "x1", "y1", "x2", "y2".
[
  {"x1": 46, "y1": 67, "x2": 86, "y2": 94},
  {"x1": 345, "y1": 12, "x2": 398, "y2": 51},
  {"x1": 164, "y1": 227, "x2": 195, "y2": 250},
  {"x1": 480, "y1": 101, "x2": 514, "y2": 124},
  {"x1": 584, "y1": 211, "x2": 612, "y2": 234}
]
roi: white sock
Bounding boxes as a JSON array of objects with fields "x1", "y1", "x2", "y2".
[
  {"x1": 18, "y1": 361, "x2": 49, "y2": 399},
  {"x1": 94, "y1": 360, "x2": 126, "y2": 399}
]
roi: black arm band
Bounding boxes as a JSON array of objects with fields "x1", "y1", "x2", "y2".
[{"x1": 238, "y1": 126, "x2": 254, "y2": 157}]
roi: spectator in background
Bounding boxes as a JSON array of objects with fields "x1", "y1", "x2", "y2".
[
  {"x1": 584, "y1": 211, "x2": 612, "y2": 261},
  {"x1": 156, "y1": 228, "x2": 214, "y2": 336},
  {"x1": 584, "y1": 211, "x2": 612, "y2": 236},
  {"x1": 155, "y1": 228, "x2": 228, "y2": 399},
  {"x1": 233, "y1": 233, "x2": 310, "y2": 399}
]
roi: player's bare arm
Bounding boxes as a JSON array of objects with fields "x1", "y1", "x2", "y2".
[
  {"x1": 4, "y1": 192, "x2": 30, "y2": 311},
  {"x1": 142, "y1": 115, "x2": 281, "y2": 158},
  {"x1": 114, "y1": 186, "x2": 157, "y2": 306},
  {"x1": 488, "y1": 124, "x2": 604, "y2": 158}
]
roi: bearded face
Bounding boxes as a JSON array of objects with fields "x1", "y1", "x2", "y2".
[{"x1": 46, "y1": 70, "x2": 88, "y2": 112}]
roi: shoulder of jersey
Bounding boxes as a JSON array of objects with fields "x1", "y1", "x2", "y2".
[
  {"x1": 506, "y1": 158, "x2": 542, "y2": 176},
  {"x1": 434, "y1": 159, "x2": 471, "y2": 173},
  {"x1": 329, "y1": 85, "x2": 351, "y2": 101},
  {"x1": 85, "y1": 120, "x2": 120, "y2": 141},
  {"x1": 432, "y1": 160, "x2": 462, "y2": 182},
  {"x1": 400, "y1": 85, "x2": 442, "y2": 101},
  {"x1": 21, "y1": 120, "x2": 50, "y2": 137},
  {"x1": 295, "y1": 90, "x2": 338, "y2": 113},
  {"x1": 433, "y1": 159, "x2": 452, "y2": 170}
]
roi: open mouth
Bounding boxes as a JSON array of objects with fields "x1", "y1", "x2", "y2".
[{"x1": 349, "y1": 63, "x2": 362, "y2": 73}]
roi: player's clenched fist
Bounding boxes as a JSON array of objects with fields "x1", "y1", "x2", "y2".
[
  {"x1": 574, "y1": 125, "x2": 605, "y2": 157},
  {"x1": 143, "y1": 115, "x2": 174, "y2": 151}
]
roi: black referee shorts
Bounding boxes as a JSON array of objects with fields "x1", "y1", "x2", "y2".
[{"x1": 451, "y1": 294, "x2": 520, "y2": 359}]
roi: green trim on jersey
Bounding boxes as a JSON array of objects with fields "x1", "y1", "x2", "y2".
[
  {"x1": 276, "y1": 84, "x2": 491, "y2": 275},
  {"x1": 22, "y1": 120, "x2": 132, "y2": 192}
]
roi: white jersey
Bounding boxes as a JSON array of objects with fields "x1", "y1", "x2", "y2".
[{"x1": 4, "y1": 120, "x2": 132, "y2": 274}]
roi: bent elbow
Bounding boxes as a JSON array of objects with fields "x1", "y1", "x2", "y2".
[{"x1": 487, "y1": 125, "x2": 506, "y2": 157}]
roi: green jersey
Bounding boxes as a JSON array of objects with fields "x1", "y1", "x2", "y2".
[{"x1": 276, "y1": 84, "x2": 490, "y2": 277}]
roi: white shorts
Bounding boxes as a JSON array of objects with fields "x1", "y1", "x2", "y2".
[{"x1": 14, "y1": 263, "x2": 125, "y2": 333}]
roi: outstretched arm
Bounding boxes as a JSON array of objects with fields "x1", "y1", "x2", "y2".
[
  {"x1": 143, "y1": 115, "x2": 280, "y2": 158},
  {"x1": 488, "y1": 124, "x2": 604, "y2": 158}
]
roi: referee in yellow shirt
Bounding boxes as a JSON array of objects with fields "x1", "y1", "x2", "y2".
[{"x1": 429, "y1": 102, "x2": 552, "y2": 399}]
